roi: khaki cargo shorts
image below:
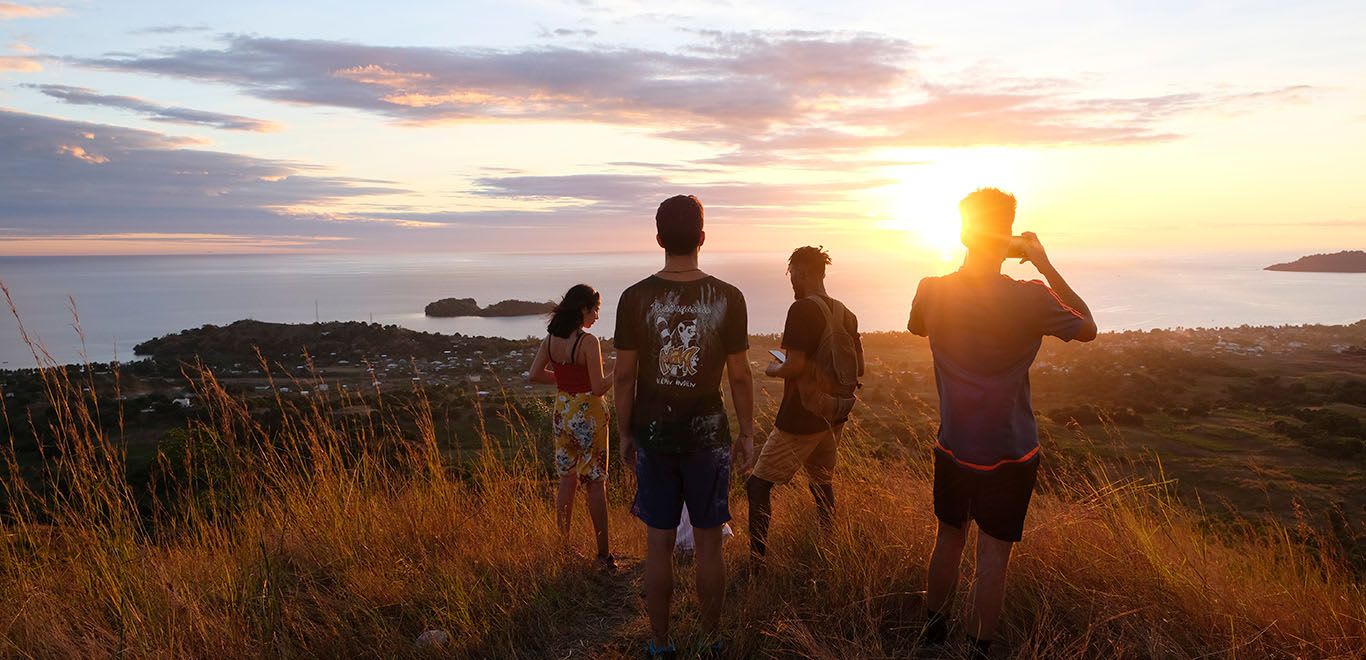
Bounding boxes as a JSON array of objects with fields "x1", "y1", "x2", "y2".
[{"x1": 752, "y1": 424, "x2": 844, "y2": 486}]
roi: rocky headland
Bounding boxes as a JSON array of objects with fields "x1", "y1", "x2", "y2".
[{"x1": 1265, "y1": 250, "x2": 1366, "y2": 273}]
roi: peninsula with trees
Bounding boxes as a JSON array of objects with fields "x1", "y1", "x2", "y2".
[{"x1": 1265, "y1": 250, "x2": 1366, "y2": 273}]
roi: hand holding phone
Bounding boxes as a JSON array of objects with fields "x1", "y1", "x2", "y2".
[
  {"x1": 1007, "y1": 235, "x2": 1028, "y2": 260},
  {"x1": 764, "y1": 349, "x2": 786, "y2": 378}
]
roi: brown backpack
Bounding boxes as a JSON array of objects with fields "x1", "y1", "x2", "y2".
[{"x1": 796, "y1": 296, "x2": 864, "y2": 423}]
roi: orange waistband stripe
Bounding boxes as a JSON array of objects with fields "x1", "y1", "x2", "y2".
[{"x1": 935, "y1": 440, "x2": 1041, "y2": 471}]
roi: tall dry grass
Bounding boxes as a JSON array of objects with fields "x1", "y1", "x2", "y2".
[{"x1": 0, "y1": 302, "x2": 1362, "y2": 657}]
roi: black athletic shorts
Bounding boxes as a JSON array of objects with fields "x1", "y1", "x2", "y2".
[{"x1": 933, "y1": 449, "x2": 1040, "y2": 542}]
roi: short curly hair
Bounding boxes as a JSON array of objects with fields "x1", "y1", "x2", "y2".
[{"x1": 787, "y1": 245, "x2": 832, "y2": 277}]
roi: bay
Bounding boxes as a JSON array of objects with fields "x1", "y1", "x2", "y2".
[{"x1": 0, "y1": 250, "x2": 1362, "y2": 367}]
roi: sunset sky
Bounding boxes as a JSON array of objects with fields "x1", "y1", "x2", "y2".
[{"x1": 1, "y1": 0, "x2": 1363, "y2": 257}]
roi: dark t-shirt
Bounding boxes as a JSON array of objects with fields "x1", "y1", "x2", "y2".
[
  {"x1": 614, "y1": 275, "x2": 749, "y2": 454},
  {"x1": 908, "y1": 271, "x2": 1086, "y2": 470},
  {"x1": 775, "y1": 296, "x2": 861, "y2": 435}
]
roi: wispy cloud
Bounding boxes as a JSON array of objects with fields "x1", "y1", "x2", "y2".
[
  {"x1": 0, "y1": 108, "x2": 882, "y2": 252},
  {"x1": 0, "y1": 2, "x2": 64, "y2": 20},
  {"x1": 71, "y1": 31, "x2": 1310, "y2": 165},
  {"x1": 29, "y1": 84, "x2": 282, "y2": 131},
  {"x1": 0, "y1": 232, "x2": 348, "y2": 256},
  {"x1": 130, "y1": 24, "x2": 211, "y2": 35},
  {"x1": 73, "y1": 31, "x2": 909, "y2": 129},
  {"x1": 0, "y1": 109, "x2": 395, "y2": 239},
  {"x1": 469, "y1": 172, "x2": 893, "y2": 211},
  {"x1": 537, "y1": 27, "x2": 598, "y2": 39}
]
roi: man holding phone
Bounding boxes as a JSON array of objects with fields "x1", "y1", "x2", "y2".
[
  {"x1": 748, "y1": 246, "x2": 862, "y2": 569},
  {"x1": 908, "y1": 188, "x2": 1097, "y2": 657}
]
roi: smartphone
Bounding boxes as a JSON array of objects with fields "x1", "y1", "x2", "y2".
[
  {"x1": 768, "y1": 349, "x2": 786, "y2": 363},
  {"x1": 1007, "y1": 235, "x2": 1029, "y2": 259}
]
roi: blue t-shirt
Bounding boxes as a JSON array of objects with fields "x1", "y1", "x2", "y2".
[{"x1": 908, "y1": 271, "x2": 1086, "y2": 470}]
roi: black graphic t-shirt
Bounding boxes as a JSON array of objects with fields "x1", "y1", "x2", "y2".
[{"x1": 614, "y1": 275, "x2": 749, "y2": 454}]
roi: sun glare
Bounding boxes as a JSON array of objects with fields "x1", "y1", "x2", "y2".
[{"x1": 876, "y1": 148, "x2": 1033, "y2": 259}]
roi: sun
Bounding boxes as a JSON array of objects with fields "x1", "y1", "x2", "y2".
[{"x1": 875, "y1": 148, "x2": 1032, "y2": 258}]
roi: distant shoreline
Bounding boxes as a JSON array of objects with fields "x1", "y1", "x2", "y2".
[{"x1": 3, "y1": 317, "x2": 1364, "y2": 372}]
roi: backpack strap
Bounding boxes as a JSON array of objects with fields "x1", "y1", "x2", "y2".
[
  {"x1": 804, "y1": 296, "x2": 862, "y2": 384},
  {"x1": 804, "y1": 295, "x2": 846, "y2": 342},
  {"x1": 830, "y1": 299, "x2": 847, "y2": 332}
]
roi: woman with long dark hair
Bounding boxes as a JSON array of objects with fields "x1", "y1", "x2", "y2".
[{"x1": 528, "y1": 283, "x2": 614, "y2": 569}]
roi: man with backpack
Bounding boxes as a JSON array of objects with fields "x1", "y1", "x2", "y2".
[{"x1": 748, "y1": 246, "x2": 863, "y2": 568}]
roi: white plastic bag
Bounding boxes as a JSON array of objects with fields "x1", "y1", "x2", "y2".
[{"x1": 674, "y1": 507, "x2": 733, "y2": 552}]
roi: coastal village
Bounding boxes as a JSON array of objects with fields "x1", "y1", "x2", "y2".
[{"x1": 2, "y1": 318, "x2": 1364, "y2": 567}]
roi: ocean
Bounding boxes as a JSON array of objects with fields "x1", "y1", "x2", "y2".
[{"x1": 0, "y1": 250, "x2": 1362, "y2": 367}]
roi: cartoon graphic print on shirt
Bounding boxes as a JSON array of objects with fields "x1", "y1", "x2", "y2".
[
  {"x1": 657, "y1": 319, "x2": 701, "y2": 379},
  {"x1": 648, "y1": 290, "x2": 727, "y2": 389},
  {"x1": 614, "y1": 275, "x2": 748, "y2": 454}
]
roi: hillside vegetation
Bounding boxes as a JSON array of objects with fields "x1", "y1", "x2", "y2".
[{"x1": 1, "y1": 346, "x2": 1363, "y2": 658}]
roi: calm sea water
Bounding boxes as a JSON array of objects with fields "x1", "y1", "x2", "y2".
[{"x1": 0, "y1": 250, "x2": 1362, "y2": 366}]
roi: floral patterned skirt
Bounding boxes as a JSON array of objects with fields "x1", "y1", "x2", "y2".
[{"x1": 553, "y1": 391, "x2": 609, "y2": 483}]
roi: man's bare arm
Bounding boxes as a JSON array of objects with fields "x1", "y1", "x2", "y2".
[
  {"x1": 613, "y1": 348, "x2": 639, "y2": 463},
  {"x1": 1022, "y1": 231, "x2": 1098, "y2": 342},
  {"x1": 726, "y1": 350, "x2": 755, "y2": 472}
]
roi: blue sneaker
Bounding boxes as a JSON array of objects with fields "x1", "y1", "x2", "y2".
[{"x1": 644, "y1": 640, "x2": 677, "y2": 659}]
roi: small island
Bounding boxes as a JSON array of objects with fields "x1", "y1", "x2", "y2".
[
  {"x1": 1265, "y1": 250, "x2": 1366, "y2": 273},
  {"x1": 424, "y1": 297, "x2": 555, "y2": 318}
]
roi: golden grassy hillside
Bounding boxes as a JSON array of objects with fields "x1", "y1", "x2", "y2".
[{"x1": 1, "y1": 352, "x2": 1363, "y2": 659}]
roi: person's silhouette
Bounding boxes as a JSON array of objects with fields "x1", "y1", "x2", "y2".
[{"x1": 908, "y1": 188, "x2": 1097, "y2": 656}]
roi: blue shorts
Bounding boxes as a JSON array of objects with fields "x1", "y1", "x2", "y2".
[{"x1": 632, "y1": 446, "x2": 732, "y2": 530}]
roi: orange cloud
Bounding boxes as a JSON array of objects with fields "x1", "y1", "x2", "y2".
[
  {"x1": 57, "y1": 144, "x2": 108, "y2": 164},
  {"x1": 334, "y1": 64, "x2": 434, "y2": 87},
  {"x1": 0, "y1": 55, "x2": 40, "y2": 71},
  {"x1": 0, "y1": 2, "x2": 65, "y2": 19},
  {"x1": 381, "y1": 90, "x2": 509, "y2": 108}
]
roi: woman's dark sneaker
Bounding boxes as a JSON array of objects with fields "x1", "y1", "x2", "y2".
[
  {"x1": 967, "y1": 635, "x2": 992, "y2": 659},
  {"x1": 923, "y1": 609, "x2": 948, "y2": 646},
  {"x1": 697, "y1": 638, "x2": 729, "y2": 659},
  {"x1": 595, "y1": 553, "x2": 618, "y2": 573}
]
